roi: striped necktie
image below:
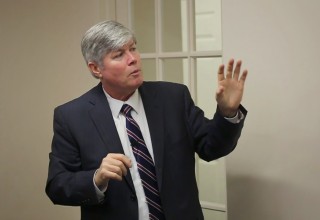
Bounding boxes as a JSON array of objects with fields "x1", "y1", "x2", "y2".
[{"x1": 121, "y1": 104, "x2": 165, "y2": 220}]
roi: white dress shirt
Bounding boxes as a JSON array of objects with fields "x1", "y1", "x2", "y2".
[{"x1": 95, "y1": 88, "x2": 152, "y2": 220}]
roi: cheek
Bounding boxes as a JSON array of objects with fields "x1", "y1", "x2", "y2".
[
  {"x1": 113, "y1": 67, "x2": 126, "y2": 76},
  {"x1": 104, "y1": 65, "x2": 127, "y2": 77}
]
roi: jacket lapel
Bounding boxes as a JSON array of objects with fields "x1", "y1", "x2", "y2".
[
  {"x1": 139, "y1": 83, "x2": 165, "y2": 191},
  {"x1": 88, "y1": 84, "x2": 135, "y2": 194}
]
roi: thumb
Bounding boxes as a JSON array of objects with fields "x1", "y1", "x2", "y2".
[{"x1": 216, "y1": 85, "x2": 224, "y2": 97}]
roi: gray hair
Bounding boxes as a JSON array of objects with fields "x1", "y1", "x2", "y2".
[{"x1": 81, "y1": 20, "x2": 136, "y2": 67}]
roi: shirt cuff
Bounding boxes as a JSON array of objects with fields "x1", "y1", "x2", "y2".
[
  {"x1": 93, "y1": 170, "x2": 107, "y2": 201},
  {"x1": 224, "y1": 109, "x2": 244, "y2": 124}
]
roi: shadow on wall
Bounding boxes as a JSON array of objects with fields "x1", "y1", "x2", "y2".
[{"x1": 226, "y1": 174, "x2": 315, "y2": 220}]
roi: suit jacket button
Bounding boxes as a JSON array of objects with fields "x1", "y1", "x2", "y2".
[{"x1": 130, "y1": 194, "x2": 136, "y2": 201}]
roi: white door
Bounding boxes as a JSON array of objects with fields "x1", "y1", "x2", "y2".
[{"x1": 193, "y1": 1, "x2": 227, "y2": 220}]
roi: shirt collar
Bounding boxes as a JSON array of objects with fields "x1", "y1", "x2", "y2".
[{"x1": 102, "y1": 87, "x2": 141, "y2": 118}]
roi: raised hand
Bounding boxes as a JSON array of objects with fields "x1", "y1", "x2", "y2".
[{"x1": 216, "y1": 59, "x2": 248, "y2": 117}]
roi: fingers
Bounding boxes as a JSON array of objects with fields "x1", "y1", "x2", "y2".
[
  {"x1": 218, "y1": 58, "x2": 247, "y2": 81},
  {"x1": 104, "y1": 154, "x2": 131, "y2": 177},
  {"x1": 233, "y1": 60, "x2": 242, "y2": 80},
  {"x1": 111, "y1": 153, "x2": 132, "y2": 170},
  {"x1": 217, "y1": 64, "x2": 225, "y2": 81},
  {"x1": 226, "y1": 59, "x2": 234, "y2": 79},
  {"x1": 240, "y1": 69, "x2": 248, "y2": 84},
  {"x1": 95, "y1": 154, "x2": 132, "y2": 186}
]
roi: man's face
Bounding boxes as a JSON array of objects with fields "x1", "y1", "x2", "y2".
[{"x1": 97, "y1": 40, "x2": 143, "y2": 100}]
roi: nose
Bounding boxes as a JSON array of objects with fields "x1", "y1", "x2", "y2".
[{"x1": 127, "y1": 51, "x2": 137, "y2": 65}]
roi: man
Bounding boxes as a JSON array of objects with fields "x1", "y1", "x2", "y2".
[{"x1": 46, "y1": 20, "x2": 248, "y2": 220}]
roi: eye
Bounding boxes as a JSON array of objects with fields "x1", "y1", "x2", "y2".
[
  {"x1": 130, "y1": 46, "x2": 137, "y2": 52},
  {"x1": 113, "y1": 51, "x2": 123, "y2": 59}
]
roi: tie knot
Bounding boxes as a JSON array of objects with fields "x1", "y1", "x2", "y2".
[{"x1": 120, "y1": 104, "x2": 133, "y2": 117}]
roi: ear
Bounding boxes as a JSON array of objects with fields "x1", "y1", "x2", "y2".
[{"x1": 88, "y1": 62, "x2": 102, "y2": 78}]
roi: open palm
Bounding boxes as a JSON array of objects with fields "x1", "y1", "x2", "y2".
[{"x1": 216, "y1": 59, "x2": 248, "y2": 117}]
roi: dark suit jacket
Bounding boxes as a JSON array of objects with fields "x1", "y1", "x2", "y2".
[{"x1": 46, "y1": 81, "x2": 247, "y2": 220}]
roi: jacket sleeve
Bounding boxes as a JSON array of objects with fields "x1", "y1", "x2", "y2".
[
  {"x1": 183, "y1": 86, "x2": 247, "y2": 161},
  {"x1": 45, "y1": 107, "x2": 100, "y2": 206}
]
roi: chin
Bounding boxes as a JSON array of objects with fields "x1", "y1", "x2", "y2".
[{"x1": 135, "y1": 77, "x2": 144, "y2": 85}]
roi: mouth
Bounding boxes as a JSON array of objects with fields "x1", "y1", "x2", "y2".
[{"x1": 130, "y1": 69, "x2": 141, "y2": 75}]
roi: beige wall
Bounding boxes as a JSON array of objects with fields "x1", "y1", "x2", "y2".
[
  {"x1": 0, "y1": 0, "x2": 114, "y2": 219},
  {"x1": 222, "y1": 0, "x2": 320, "y2": 219}
]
